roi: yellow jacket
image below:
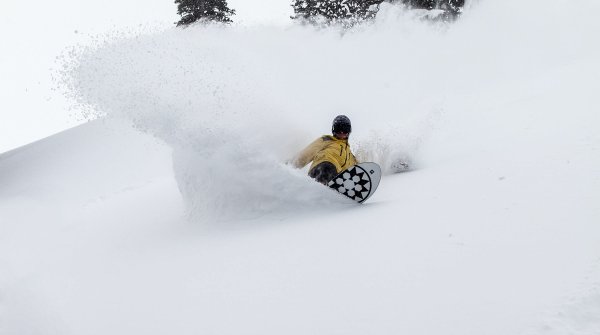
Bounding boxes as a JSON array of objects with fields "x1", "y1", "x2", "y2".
[{"x1": 293, "y1": 135, "x2": 358, "y2": 174}]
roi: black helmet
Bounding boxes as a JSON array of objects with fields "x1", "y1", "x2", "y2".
[{"x1": 332, "y1": 115, "x2": 352, "y2": 134}]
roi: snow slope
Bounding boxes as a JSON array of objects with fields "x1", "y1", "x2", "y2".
[{"x1": 2, "y1": 0, "x2": 600, "y2": 334}]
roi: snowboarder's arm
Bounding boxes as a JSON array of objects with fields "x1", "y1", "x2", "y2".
[
  {"x1": 349, "y1": 152, "x2": 358, "y2": 166},
  {"x1": 292, "y1": 137, "x2": 326, "y2": 169}
]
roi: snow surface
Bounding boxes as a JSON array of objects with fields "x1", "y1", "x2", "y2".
[{"x1": 2, "y1": 0, "x2": 600, "y2": 334}]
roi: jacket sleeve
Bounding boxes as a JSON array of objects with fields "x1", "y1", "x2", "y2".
[
  {"x1": 349, "y1": 152, "x2": 358, "y2": 166},
  {"x1": 292, "y1": 138, "x2": 325, "y2": 169}
]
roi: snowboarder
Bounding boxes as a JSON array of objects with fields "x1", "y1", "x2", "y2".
[{"x1": 292, "y1": 115, "x2": 359, "y2": 184}]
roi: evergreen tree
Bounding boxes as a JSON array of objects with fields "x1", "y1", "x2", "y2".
[
  {"x1": 291, "y1": 0, "x2": 465, "y2": 26},
  {"x1": 175, "y1": 0, "x2": 235, "y2": 26},
  {"x1": 437, "y1": 0, "x2": 464, "y2": 18},
  {"x1": 291, "y1": 0, "x2": 384, "y2": 27},
  {"x1": 401, "y1": 0, "x2": 464, "y2": 20}
]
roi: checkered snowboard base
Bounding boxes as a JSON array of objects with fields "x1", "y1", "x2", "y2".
[{"x1": 327, "y1": 162, "x2": 381, "y2": 203}]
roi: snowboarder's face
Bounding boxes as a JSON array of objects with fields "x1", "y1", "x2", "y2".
[{"x1": 334, "y1": 131, "x2": 349, "y2": 140}]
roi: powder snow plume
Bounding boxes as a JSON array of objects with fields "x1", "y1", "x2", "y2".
[{"x1": 61, "y1": 0, "x2": 599, "y2": 220}]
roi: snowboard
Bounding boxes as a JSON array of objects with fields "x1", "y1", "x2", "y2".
[{"x1": 327, "y1": 162, "x2": 381, "y2": 203}]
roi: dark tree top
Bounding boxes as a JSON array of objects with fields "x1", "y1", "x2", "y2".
[{"x1": 176, "y1": 0, "x2": 236, "y2": 26}]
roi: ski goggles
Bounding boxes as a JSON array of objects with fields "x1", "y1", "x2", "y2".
[{"x1": 332, "y1": 124, "x2": 351, "y2": 134}]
